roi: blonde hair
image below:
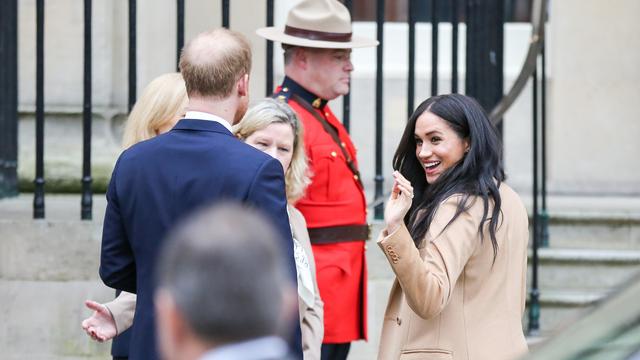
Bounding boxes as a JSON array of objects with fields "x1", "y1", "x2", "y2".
[
  {"x1": 179, "y1": 28, "x2": 252, "y2": 98},
  {"x1": 234, "y1": 99, "x2": 311, "y2": 203},
  {"x1": 121, "y1": 73, "x2": 188, "y2": 149}
]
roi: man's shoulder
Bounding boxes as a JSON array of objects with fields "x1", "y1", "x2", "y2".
[
  {"x1": 225, "y1": 138, "x2": 274, "y2": 163},
  {"x1": 116, "y1": 131, "x2": 272, "y2": 171}
]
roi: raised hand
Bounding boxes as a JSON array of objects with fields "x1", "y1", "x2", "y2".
[
  {"x1": 81, "y1": 300, "x2": 117, "y2": 342},
  {"x1": 384, "y1": 171, "x2": 414, "y2": 234}
]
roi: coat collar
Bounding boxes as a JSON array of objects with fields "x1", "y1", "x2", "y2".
[
  {"x1": 172, "y1": 119, "x2": 234, "y2": 136},
  {"x1": 277, "y1": 76, "x2": 328, "y2": 109}
]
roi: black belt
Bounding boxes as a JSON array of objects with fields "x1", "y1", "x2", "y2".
[{"x1": 307, "y1": 224, "x2": 370, "y2": 244}]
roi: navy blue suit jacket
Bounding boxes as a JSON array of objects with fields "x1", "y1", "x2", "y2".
[{"x1": 99, "y1": 119, "x2": 301, "y2": 359}]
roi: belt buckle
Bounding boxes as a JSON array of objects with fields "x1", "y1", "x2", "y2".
[{"x1": 367, "y1": 223, "x2": 372, "y2": 241}]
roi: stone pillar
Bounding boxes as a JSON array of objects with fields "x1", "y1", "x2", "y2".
[{"x1": 549, "y1": 0, "x2": 640, "y2": 195}]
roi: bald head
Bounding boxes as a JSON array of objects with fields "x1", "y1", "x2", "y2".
[{"x1": 179, "y1": 28, "x2": 252, "y2": 98}]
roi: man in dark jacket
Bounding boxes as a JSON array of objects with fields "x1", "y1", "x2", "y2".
[{"x1": 99, "y1": 28, "x2": 301, "y2": 360}]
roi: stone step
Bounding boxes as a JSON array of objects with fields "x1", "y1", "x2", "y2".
[
  {"x1": 523, "y1": 290, "x2": 609, "y2": 335},
  {"x1": 533, "y1": 248, "x2": 640, "y2": 290},
  {"x1": 542, "y1": 212, "x2": 640, "y2": 250}
]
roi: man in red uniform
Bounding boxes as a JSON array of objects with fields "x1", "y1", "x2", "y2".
[{"x1": 257, "y1": 1, "x2": 378, "y2": 359}]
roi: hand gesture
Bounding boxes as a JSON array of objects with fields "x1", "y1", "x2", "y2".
[
  {"x1": 81, "y1": 300, "x2": 117, "y2": 342},
  {"x1": 384, "y1": 171, "x2": 414, "y2": 234}
]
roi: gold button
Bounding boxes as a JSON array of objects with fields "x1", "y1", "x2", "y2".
[
  {"x1": 354, "y1": 175, "x2": 359, "y2": 180},
  {"x1": 341, "y1": 142, "x2": 346, "y2": 147},
  {"x1": 325, "y1": 112, "x2": 329, "y2": 116},
  {"x1": 330, "y1": 151, "x2": 337, "y2": 157},
  {"x1": 282, "y1": 87, "x2": 289, "y2": 92}
]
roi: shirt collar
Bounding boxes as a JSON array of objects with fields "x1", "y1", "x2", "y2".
[
  {"x1": 184, "y1": 111, "x2": 233, "y2": 133},
  {"x1": 198, "y1": 336, "x2": 288, "y2": 360},
  {"x1": 281, "y1": 76, "x2": 328, "y2": 109}
]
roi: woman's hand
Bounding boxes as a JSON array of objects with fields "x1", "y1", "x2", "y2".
[
  {"x1": 81, "y1": 300, "x2": 117, "y2": 342},
  {"x1": 384, "y1": 171, "x2": 414, "y2": 234}
]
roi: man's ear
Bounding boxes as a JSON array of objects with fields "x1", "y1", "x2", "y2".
[
  {"x1": 293, "y1": 47, "x2": 309, "y2": 70},
  {"x1": 155, "y1": 289, "x2": 188, "y2": 356},
  {"x1": 237, "y1": 73, "x2": 249, "y2": 97}
]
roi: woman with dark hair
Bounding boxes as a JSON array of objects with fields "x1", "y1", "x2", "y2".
[{"x1": 377, "y1": 94, "x2": 529, "y2": 360}]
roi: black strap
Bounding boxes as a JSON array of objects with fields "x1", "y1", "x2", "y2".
[
  {"x1": 292, "y1": 94, "x2": 364, "y2": 189},
  {"x1": 307, "y1": 224, "x2": 371, "y2": 243}
]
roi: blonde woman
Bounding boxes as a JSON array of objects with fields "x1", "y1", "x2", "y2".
[
  {"x1": 121, "y1": 72, "x2": 188, "y2": 149},
  {"x1": 236, "y1": 98, "x2": 323, "y2": 360},
  {"x1": 81, "y1": 73, "x2": 187, "y2": 358}
]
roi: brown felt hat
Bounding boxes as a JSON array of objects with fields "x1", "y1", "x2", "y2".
[{"x1": 256, "y1": 0, "x2": 378, "y2": 49}]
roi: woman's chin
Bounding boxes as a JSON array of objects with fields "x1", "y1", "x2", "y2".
[{"x1": 425, "y1": 173, "x2": 440, "y2": 185}]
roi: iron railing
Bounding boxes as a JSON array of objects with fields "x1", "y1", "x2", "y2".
[{"x1": 0, "y1": 0, "x2": 548, "y2": 333}]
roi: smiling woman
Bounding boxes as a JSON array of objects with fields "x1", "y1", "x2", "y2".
[
  {"x1": 376, "y1": 94, "x2": 530, "y2": 360},
  {"x1": 413, "y1": 110, "x2": 469, "y2": 184}
]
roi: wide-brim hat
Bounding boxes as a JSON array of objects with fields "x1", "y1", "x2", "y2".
[{"x1": 256, "y1": 0, "x2": 378, "y2": 49}]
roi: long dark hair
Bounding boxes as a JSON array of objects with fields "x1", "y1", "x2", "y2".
[{"x1": 393, "y1": 94, "x2": 505, "y2": 260}]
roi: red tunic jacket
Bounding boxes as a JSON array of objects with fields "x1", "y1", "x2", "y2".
[{"x1": 276, "y1": 77, "x2": 368, "y2": 342}]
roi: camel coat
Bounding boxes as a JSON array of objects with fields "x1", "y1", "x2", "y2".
[
  {"x1": 289, "y1": 205, "x2": 324, "y2": 360},
  {"x1": 377, "y1": 184, "x2": 529, "y2": 360}
]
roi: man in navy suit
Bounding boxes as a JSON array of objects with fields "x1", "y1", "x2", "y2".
[{"x1": 99, "y1": 28, "x2": 301, "y2": 359}]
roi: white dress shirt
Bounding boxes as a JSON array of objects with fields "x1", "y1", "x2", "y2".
[
  {"x1": 185, "y1": 111, "x2": 233, "y2": 133},
  {"x1": 198, "y1": 336, "x2": 289, "y2": 360}
]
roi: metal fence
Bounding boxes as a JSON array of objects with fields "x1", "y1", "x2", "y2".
[{"x1": 0, "y1": 0, "x2": 549, "y2": 332}]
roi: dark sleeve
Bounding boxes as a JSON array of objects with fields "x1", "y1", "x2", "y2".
[
  {"x1": 99, "y1": 157, "x2": 137, "y2": 293},
  {"x1": 247, "y1": 157, "x2": 302, "y2": 356}
]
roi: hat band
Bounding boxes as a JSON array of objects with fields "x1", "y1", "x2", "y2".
[{"x1": 284, "y1": 25, "x2": 352, "y2": 42}]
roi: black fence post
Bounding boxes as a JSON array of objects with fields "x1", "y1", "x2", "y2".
[
  {"x1": 465, "y1": 0, "x2": 504, "y2": 126},
  {"x1": 528, "y1": 64, "x2": 541, "y2": 336},
  {"x1": 373, "y1": 0, "x2": 384, "y2": 219},
  {"x1": 81, "y1": 0, "x2": 93, "y2": 220},
  {"x1": 0, "y1": 0, "x2": 19, "y2": 199},
  {"x1": 265, "y1": 0, "x2": 274, "y2": 96},
  {"x1": 34, "y1": 0, "x2": 46, "y2": 219},
  {"x1": 342, "y1": 0, "x2": 352, "y2": 133},
  {"x1": 128, "y1": 0, "x2": 137, "y2": 112},
  {"x1": 540, "y1": 29, "x2": 549, "y2": 248},
  {"x1": 176, "y1": 0, "x2": 185, "y2": 71},
  {"x1": 430, "y1": 0, "x2": 438, "y2": 96},
  {"x1": 451, "y1": 0, "x2": 459, "y2": 93},
  {"x1": 407, "y1": 0, "x2": 416, "y2": 118},
  {"x1": 222, "y1": 0, "x2": 230, "y2": 28}
]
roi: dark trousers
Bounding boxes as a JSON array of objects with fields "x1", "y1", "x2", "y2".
[{"x1": 321, "y1": 342, "x2": 351, "y2": 360}]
